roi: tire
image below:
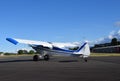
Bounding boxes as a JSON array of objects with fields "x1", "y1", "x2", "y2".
[
  {"x1": 84, "y1": 58, "x2": 87, "y2": 62},
  {"x1": 33, "y1": 55, "x2": 39, "y2": 61},
  {"x1": 44, "y1": 55, "x2": 49, "y2": 61}
]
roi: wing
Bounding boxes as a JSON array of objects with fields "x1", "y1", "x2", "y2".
[
  {"x1": 6, "y1": 38, "x2": 53, "y2": 48},
  {"x1": 52, "y1": 42, "x2": 79, "y2": 48}
]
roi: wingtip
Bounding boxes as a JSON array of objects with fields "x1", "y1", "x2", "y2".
[{"x1": 6, "y1": 38, "x2": 18, "y2": 45}]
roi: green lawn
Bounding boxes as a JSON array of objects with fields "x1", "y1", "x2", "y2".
[
  {"x1": 1, "y1": 53, "x2": 120, "y2": 58},
  {"x1": 0, "y1": 54, "x2": 33, "y2": 58},
  {"x1": 90, "y1": 53, "x2": 120, "y2": 57}
]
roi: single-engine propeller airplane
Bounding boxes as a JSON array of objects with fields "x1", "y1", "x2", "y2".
[{"x1": 6, "y1": 38, "x2": 90, "y2": 62}]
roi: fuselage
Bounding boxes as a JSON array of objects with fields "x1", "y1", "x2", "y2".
[{"x1": 32, "y1": 45, "x2": 82, "y2": 57}]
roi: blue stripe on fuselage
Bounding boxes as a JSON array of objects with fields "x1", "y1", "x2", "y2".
[
  {"x1": 52, "y1": 42, "x2": 87, "y2": 53},
  {"x1": 75, "y1": 42, "x2": 87, "y2": 52},
  {"x1": 52, "y1": 46, "x2": 74, "y2": 53}
]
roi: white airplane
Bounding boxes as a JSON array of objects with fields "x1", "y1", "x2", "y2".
[{"x1": 6, "y1": 38, "x2": 90, "y2": 62}]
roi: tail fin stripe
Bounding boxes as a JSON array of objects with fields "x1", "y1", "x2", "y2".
[{"x1": 75, "y1": 42, "x2": 87, "y2": 52}]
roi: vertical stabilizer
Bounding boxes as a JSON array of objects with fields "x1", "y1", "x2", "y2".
[{"x1": 74, "y1": 42, "x2": 90, "y2": 57}]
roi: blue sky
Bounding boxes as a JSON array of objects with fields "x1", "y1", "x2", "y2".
[{"x1": 0, "y1": 0, "x2": 120, "y2": 52}]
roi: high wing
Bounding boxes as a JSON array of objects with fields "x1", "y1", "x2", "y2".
[
  {"x1": 6, "y1": 38, "x2": 78, "y2": 49},
  {"x1": 6, "y1": 38, "x2": 53, "y2": 48},
  {"x1": 51, "y1": 42, "x2": 79, "y2": 48}
]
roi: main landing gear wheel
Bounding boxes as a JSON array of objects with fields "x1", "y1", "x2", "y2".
[
  {"x1": 44, "y1": 55, "x2": 49, "y2": 61},
  {"x1": 84, "y1": 58, "x2": 88, "y2": 62},
  {"x1": 33, "y1": 55, "x2": 39, "y2": 61}
]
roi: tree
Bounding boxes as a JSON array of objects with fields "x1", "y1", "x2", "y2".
[
  {"x1": 0, "y1": 52, "x2": 3, "y2": 54},
  {"x1": 28, "y1": 50, "x2": 35, "y2": 54},
  {"x1": 18, "y1": 50, "x2": 28, "y2": 54},
  {"x1": 23, "y1": 50, "x2": 28, "y2": 54},
  {"x1": 118, "y1": 41, "x2": 120, "y2": 45},
  {"x1": 18, "y1": 50, "x2": 23, "y2": 54},
  {"x1": 69, "y1": 47, "x2": 79, "y2": 50},
  {"x1": 111, "y1": 38, "x2": 118, "y2": 46}
]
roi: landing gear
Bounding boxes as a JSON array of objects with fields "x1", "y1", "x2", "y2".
[
  {"x1": 33, "y1": 55, "x2": 39, "y2": 61},
  {"x1": 33, "y1": 54, "x2": 50, "y2": 61},
  {"x1": 44, "y1": 55, "x2": 49, "y2": 61},
  {"x1": 84, "y1": 58, "x2": 88, "y2": 62}
]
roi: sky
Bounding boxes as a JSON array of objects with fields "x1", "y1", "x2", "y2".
[{"x1": 0, "y1": 0, "x2": 120, "y2": 52}]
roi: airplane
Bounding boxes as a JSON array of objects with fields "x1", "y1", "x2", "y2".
[{"x1": 6, "y1": 38, "x2": 90, "y2": 62}]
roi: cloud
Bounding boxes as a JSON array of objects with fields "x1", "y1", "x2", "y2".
[
  {"x1": 91, "y1": 30, "x2": 120, "y2": 46},
  {"x1": 89, "y1": 21, "x2": 120, "y2": 46},
  {"x1": 50, "y1": 30, "x2": 120, "y2": 47},
  {"x1": 115, "y1": 21, "x2": 120, "y2": 27}
]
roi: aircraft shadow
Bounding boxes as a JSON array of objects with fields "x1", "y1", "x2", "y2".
[
  {"x1": 58, "y1": 60, "x2": 79, "y2": 63},
  {"x1": 0, "y1": 58, "x2": 79, "y2": 63},
  {"x1": 0, "y1": 59, "x2": 33, "y2": 63}
]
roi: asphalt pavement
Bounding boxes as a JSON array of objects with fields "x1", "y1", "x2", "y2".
[{"x1": 0, "y1": 55, "x2": 120, "y2": 81}]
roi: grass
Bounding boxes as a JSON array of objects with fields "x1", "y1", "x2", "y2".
[
  {"x1": 0, "y1": 54, "x2": 33, "y2": 58},
  {"x1": 1, "y1": 53, "x2": 120, "y2": 58},
  {"x1": 90, "y1": 53, "x2": 120, "y2": 57}
]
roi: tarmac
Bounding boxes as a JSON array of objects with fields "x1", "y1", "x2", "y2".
[{"x1": 0, "y1": 55, "x2": 120, "y2": 81}]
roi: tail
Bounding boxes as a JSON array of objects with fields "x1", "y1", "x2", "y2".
[{"x1": 74, "y1": 42, "x2": 90, "y2": 58}]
